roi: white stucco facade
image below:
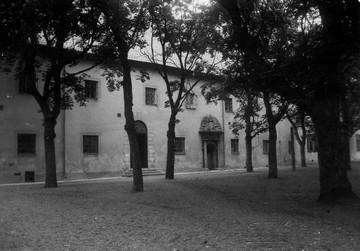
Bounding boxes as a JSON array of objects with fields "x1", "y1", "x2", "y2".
[{"x1": 2, "y1": 59, "x2": 358, "y2": 183}]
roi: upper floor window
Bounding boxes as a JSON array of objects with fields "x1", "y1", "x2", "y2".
[
  {"x1": 263, "y1": 140, "x2": 269, "y2": 155},
  {"x1": 18, "y1": 73, "x2": 31, "y2": 94},
  {"x1": 185, "y1": 93, "x2": 197, "y2": 109},
  {"x1": 83, "y1": 135, "x2": 99, "y2": 155},
  {"x1": 225, "y1": 98, "x2": 233, "y2": 112},
  {"x1": 145, "y1": 87, "x2": 157, "y2": 105},
  {"x1": 17, "y1": 133, "x2": 36, "y2": 154},
  {"x1": 231, "y1": 139, "x2": 239, "y2": 154},
  {"x1": 174, "y1": 137, "x2": 185, "y2": 155},
  {"x1": 307, "y1": 134, "x2": 317, "y2": 153},
  {"x1": 84, "y1": 80, "x2": 98, "y2": 99}
]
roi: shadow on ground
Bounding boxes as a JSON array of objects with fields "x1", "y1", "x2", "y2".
[{"x1": 1, "y1": 166, "x2": 359, "y2": 250}]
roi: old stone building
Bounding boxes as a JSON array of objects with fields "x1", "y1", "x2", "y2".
[{"x1": 1, "y1": 57, "x2": 358, "y2": 183}]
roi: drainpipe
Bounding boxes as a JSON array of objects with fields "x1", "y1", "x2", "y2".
[
  {"x1": 62, "y1": 98, "x2": 66, "y2": 180},
  {"x1": 222, "y1": 100, "x2": 226, "y2": 167}
]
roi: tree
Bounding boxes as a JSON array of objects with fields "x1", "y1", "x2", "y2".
[
  {"x1": 202, "y1": 78, "x2": 267, "y2": 172},
  {"x1": 90, "y1": 0, "x2": 150, "y2": 191},
  {"x1": 144, "y1": 0, "x2": 221, "y2": 179},
  {"x1": 286, "y1": 106, "x2": 309, "y2": 168},
  {"x1": 282, "y1": 0, "x2": 359, "y2": 201},
  {"x1": 0, "y1": 0, "x2": 104, "y2": 188},
  {"x1": 217, "y1": 0, "x2": 359, "y2": 201},
  {"x1": 231, "y1": 87, "x2": 266, "y2": 172}
]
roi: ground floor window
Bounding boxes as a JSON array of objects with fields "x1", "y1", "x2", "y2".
[
  {"x1": 83, "y1": 135, "x2": 99, "y2": 155},
  {"x1": 231, "y1": 139, "x2": 239, "y2": 153},
  {"x1": 17, "y1": 133, "x2": 36, "y2": 154},
  {"x1": 174, "y1": 137, "x2": 185, "y2": 155},
  {"x1": 263, "y1": 140, "x2": 269, "y2": 155}
]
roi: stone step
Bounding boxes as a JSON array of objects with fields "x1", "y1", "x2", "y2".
[{"x1": 123, "y1": 168, "x2": 164, "y2": 177}]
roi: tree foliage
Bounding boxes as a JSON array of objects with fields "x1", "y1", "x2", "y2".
[
  {"x1": 144, "y1": 0, "x2": 222, "y2": 178},
  {"x1": 0, "y1": 0, "x2": 104, "y2": 187}
]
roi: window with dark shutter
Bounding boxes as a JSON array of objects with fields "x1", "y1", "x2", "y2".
[
  {"x1": 145, "y1": 87, "x2": 157, "y2": 105},
  {"x1": 83, "y1": 135, "x2": 99, "y2": 155},
  {"x1": 18, "y1": 73, "x2": 31, "y2": 94},
  {"x1": 231, "y1": 139, "x2": 239, "y2": 153},
  {"x1": 84, "y1": 80, "x2": 98, "y2": 99},
  {"x1": 225, "y1": 98, "x2": 233, "y2": 112},
  {"x1": 17, "y1": 134, "x2": 36, "y2": 154},
  {"x1": 174, "y1": 137, "x2": 185, "y2": 155}
]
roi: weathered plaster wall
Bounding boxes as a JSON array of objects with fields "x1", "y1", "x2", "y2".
[{"x1": 0, "y1": 71, "x2": 64, "y2": 182}]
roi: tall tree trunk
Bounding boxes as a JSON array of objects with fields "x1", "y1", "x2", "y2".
[
  {"x1": 300, "y1": 141, "x2": 306, "y2": 167},
  {"x1": 268, "y1": 123, "x2": 278, "y2": 178},
  {"x1": 165, "y1": 112, "x2": 177, "y2": 179},
  {"x1": 245, "y1": 134, "x2": 253, "y2": 172},
  {"x1": 313, "y1": 98, "x2": 355, "y2": 202},
  {"x1": 290, "y1": 127, "x2": 296, "y2": 171},
  {"x1": 122, "y1": 58, "x2": 143, "y2": 192},
  {"x1": 263, "y1": 91, "x2": 278, "y2": 178},
  {"x1": 245, "y1": 113, "x2": 253, "y2": 172},
  {"x1": 43, "y1": 116, "x2": 58, "y2": 188}
]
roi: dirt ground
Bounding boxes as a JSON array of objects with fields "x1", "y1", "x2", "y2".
[{"x1": 0, "y1": 166, "x2": 359, "y2": 251}]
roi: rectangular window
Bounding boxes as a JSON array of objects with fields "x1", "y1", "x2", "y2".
[
  {"x1": 17, "y1": 133, "x2": 36, "y2": 154},
  {"x1": 231, "y1": 139, "x2": 239, "y2": 153},
  {"x1": 18, "y1": 73, "x2": 31, "y2": 94},
  {"x1": 185, "y1": 93, "x2": 197, "y2": 109},
  {"x1": 84, "y1": 80, "x2": 98, "y2": 99},
  {"x1": 263, "y1": 140, "x2": 269, "y2": 155},
  {"x1": 225, "y1": 98, "x2": 233, "y2": 112},
  {"x1": 356, "y1": 135, "x2": 360, "y2": 152},
  {"x1": 83, "y1": 135, "x2": 99, "y2": 155},
  {"x1": 307, "y1": 134, "x2": 317, "y2": 153},
  {"x1": 145, "y1": 87, "x2": 157, "y2": 105},
  {"x1": 174, "y1": 137, "x2": 185, "y2": 155}
]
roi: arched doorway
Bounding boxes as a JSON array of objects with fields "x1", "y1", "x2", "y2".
[
  {"x1": 206, "y1": 141, "x2": 218, "y2": 170},
  {"x1": 132, "y1": 121, "x2": 148, "y2": 168},
  {"x1": 199, "y1": 115, "x2": 223, "y2": 170}
]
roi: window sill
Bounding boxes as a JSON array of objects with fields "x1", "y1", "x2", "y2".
[{"x1": 17, "y1": 153, "x2": 36, "y2": 157}]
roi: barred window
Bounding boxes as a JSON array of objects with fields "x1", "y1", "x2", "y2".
[
  {"x1": 231, "y1": 139, "x2": 239, "y2": 153},
  {"x1": 225, "y1": 98, "x2": 233, "y2": 112},
  {"x1": 17, "y1": 133, "x2": 36, "y2": 154},
  {"x1": 83, "y1": 135, "x2": 99, "y2": 155},
  {"x1": 145, "y1": 87, "x2": 157, "y2": 105},
  {"x1": 185, "y1": 93, "x2": 197, "y2": 109},
  {"x1": 84, "y1": 80, "x2": 98, "y2": 99},
  {"x1": 263, "y1": 140, "x2": 269, "y2": 155},
  {"x1": 174, "y1": 137, "x2": 185, "y2": 155}
]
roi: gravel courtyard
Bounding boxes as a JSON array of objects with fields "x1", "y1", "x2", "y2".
[{"x1": 1, "y1": 166, "x2": 359, "y2": 251}]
